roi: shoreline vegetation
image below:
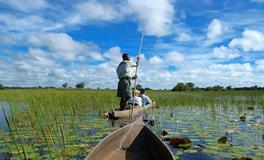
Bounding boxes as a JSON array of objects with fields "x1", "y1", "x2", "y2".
[
  {"x1": 1, "y1": 82, "x2": 264, "y2": 91},
  {"x1": 0, "y1": 89, "x2": 264, "y2": 109},
  {"x1": 0, "y1": 89, "x2": 263, "y2": 159}
]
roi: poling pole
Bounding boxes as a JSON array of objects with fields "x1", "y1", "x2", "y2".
[{"x1": 130, "y1": 32, "x2": 144, "y2": 119}]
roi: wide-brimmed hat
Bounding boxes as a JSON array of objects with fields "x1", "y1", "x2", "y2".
[{"x1": 133, "y1": 89, "x2": 140, "y2": 94}]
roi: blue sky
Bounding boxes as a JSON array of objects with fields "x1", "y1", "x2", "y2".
[{"x1": 0, "y1": 0, "x2": 264, "y2": 89}]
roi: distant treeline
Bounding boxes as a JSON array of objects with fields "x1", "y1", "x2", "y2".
[
  {"x1": 0, "y1": 82, "x2": 87, "y2": 90},
  {"x1": 172, "y1": 82, "x2": 264, "y2": 91},
  {"x1": 0, "y1": 85, "x2": 62, "y2": 90},
  {"x1": 0, "y1": 82, "x2": 263, "y2": 91}
]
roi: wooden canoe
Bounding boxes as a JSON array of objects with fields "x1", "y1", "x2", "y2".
[
  {"x1": 107, "y1": 102, "x2": 155, "y2": 119},
  {"x1": 85, "y1": 118, "x2": 175, "y2": 160}
]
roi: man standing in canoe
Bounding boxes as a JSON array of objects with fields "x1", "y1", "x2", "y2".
[{"x1": 116, "y1": 53, "x2": 140, "y2": 110}]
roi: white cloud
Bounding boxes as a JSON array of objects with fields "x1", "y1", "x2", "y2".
[
  {"x1": 0, "y1": 0, "x2": 175, "y2": 37},
  {"x1": 14, "y1": 48, "x2": 57, "y2": 74},
  {"x1": 149, "y1": 56, "x2": 163, "y2": 65},
  {"x1": 27, "y1": 33, "x2": 85, "y2": 61},
  {"x1": 48, "y1": 68, "x2": 69, "y2": 80},
  {"x1": 103, "y1": 46, "x2": 123, "y2": 63},
  {"x1": 75, "y1": 1, "x2": 122, "y2": 22},
  {"x1": 176, "y1": 32, "x2": 192, "y2": 42},
  {"x1": 183, "y1": 63, "x2": 257, "y2": 87},
  {"x1": 209, "y1": 63, "x2": 253, "y2": 74},
  {"x1": 0, "y1": 46, "x2": 113, "y2": 88},
  {"x1": 256, "y1": 59, "x2": 264, "y2": 71},
  {"x1": 27, "y1": 33, "x2": 102, "y2": 61},
  {"x1": 229, "y1": 29, "x2": 264, "y2": 52},
  {"x1": 1, "y1": 46, "x2": 263, "y2": 88},
  {"x1": 146, "y1": 51, "x2": 184, "y2": 69},
  {"x1": 178, "y1": 63, "x2": 255, "y2": 87},
  {"x1": 27, "y1": 48, "x2": 56, "y2": 67},
  {"x1": 0, "y1": 47, "x2": 73, "y2": 87},
  {"x1": 89, "y1": 51, "x2": 105, "y2": 61},
  {"x1": 213, "y1": 46, "x2": 240, "y2": 60},
  {"x1": 1, "y1": 1, "x2": 264, "y2": 88},
  {"x1": 137, "y1": 60, "x2": 261, "y2": 89},
  {"x1": 27, "y1": 33, "x2": 85, "y2": 52},
  {"x1": 71, "y1": 0, "x2": 175, "y2": 37},
  {"x1": 0, "y1": 0, "x2": 47, "y2": 12},
  {"x1": 165, "y1": 51, "x2": 184, "y2": 64},
  {"x1": 207, "y1": 19, "x2": 228, "y2": 39},
  {"x1": 0, "y1": 14, "x2": 46, "y2": 32},
  {"x1": 126, "y1": 0, "x2": 174, "y2": 36},
  {"x1": 0, "y1": 33, "x2": 16, "y2": 45}
]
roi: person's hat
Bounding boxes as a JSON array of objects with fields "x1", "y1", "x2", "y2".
[{"x1": 133, "y1": 89, "x2": 140, "y2": 94}]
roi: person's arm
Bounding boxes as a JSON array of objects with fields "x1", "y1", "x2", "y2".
[
  {"x1": 131, "y1": 57, "x2": 140, "y2": 79},
  {"x1": 131, "y1": 56, "x2": 140, "y2": 67},
  {"x1": 146, "y1": 96, "x2": 152, "y2": 104}
]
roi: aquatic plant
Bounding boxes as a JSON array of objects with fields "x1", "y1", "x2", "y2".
[{"x1": 0, "y1": 89, "x2": 263, "y2": 159}]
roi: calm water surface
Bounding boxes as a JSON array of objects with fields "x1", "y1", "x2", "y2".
[{"x1": 0, "y1": 103, "x2": 263, "y2": 160}]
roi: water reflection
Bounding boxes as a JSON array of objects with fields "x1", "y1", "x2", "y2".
[{"x1": 0, "y1": 102, "x2": 10, "y2": 132}]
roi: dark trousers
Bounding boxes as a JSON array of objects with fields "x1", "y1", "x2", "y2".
[{"x1": 120, "y1": 97, "x2": 129, "y2": 110}]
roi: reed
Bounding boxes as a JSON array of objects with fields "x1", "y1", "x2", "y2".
[{"x1": 0, "y1": 89, "x2": 263, "y2": 159}]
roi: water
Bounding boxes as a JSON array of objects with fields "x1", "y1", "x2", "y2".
[
  {"x1": 0, "y1": 102, "x2": 11, "y2": 132},
  {"x1": 0, "y1": 104, "x2": 263, "y2": 160},
  {"x1": 97, "y1": 105, "x2": 263, "y2": 160},
  {"x1": 0, "y1": 101, "x2": 28, "y2": 132},
  {"x1": 145, "y1": 105, "x2": 263, "y2": 160}
]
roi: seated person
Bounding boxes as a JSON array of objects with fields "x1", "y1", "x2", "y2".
[
  {"x1": 140, "y1": 89, "x2": 152, "y2": 106},
  {"x1": 128, "y1": 90, "x2": 143, "y2": 107}
]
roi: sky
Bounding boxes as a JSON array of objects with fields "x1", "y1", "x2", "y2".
[{"x1": 0, "y1": 0, "x2": 264, "y2": 89}]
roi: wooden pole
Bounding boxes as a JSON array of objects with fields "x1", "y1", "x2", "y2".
[
  {"x1": 130, "y1": 32, "x2": 144, "y2": 119},
  {"x1": 118, "y1": 33, "x2": 144, "y2": 149}
]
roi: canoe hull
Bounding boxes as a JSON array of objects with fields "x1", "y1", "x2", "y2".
[
  {"x1": 85, "y1": 119, "x2": 174, "y2": 160},
  {"x1": 107, "y1": 102, "x2": 155, "y2": 119}
]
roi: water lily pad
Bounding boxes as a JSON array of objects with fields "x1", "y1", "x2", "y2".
[
  {"x1": 184, "y1": 149, "x2": 198, "y2": 153},
  {"x1": 203, "y1": 149, "x2": 220, "y2": 155},
  {"x1": 175, "y1": 151, "x2": 183, "y2": 156},
  {"x1": 206, "y1": 145, "x2": 219, "y2": 151}
]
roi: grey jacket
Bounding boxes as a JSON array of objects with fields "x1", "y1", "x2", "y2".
[{"x1": 116, "y1": 60, "x2": 137, "y2": 79}]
